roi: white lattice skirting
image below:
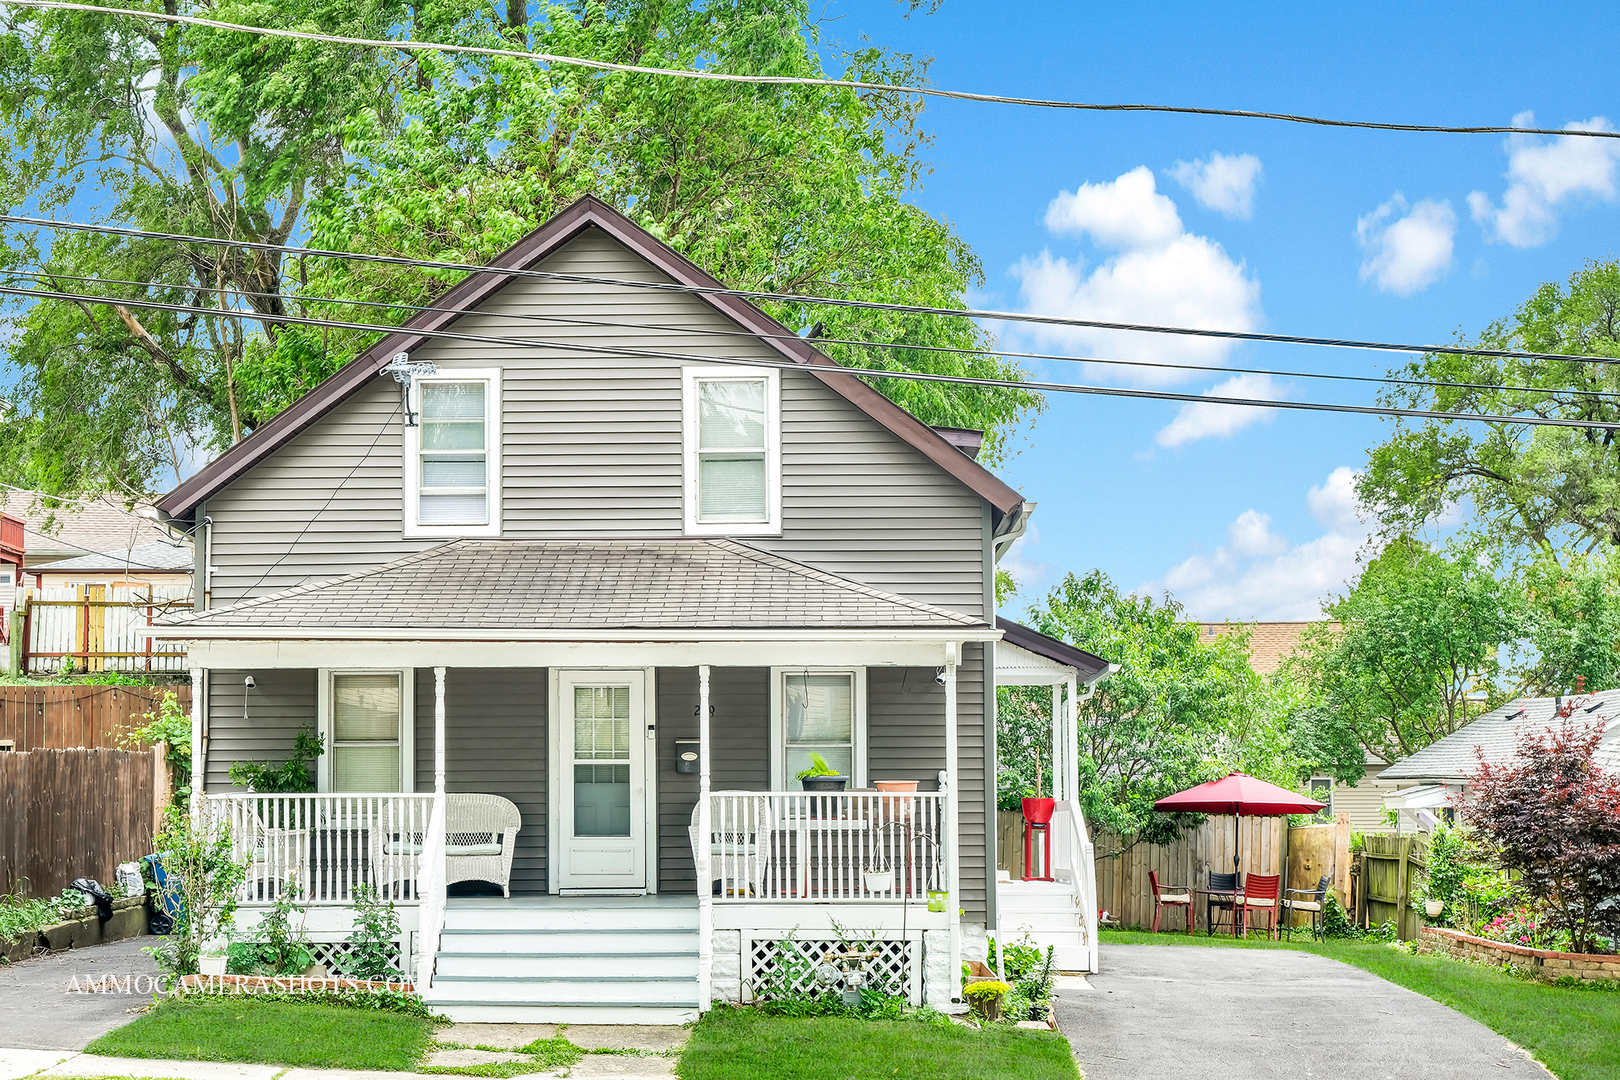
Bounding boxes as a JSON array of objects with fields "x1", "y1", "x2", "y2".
[{"x1": 743, "y1": 932, "x2": 923, "y2": 1004}]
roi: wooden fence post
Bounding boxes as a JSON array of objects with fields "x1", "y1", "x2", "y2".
[
  {"x1": 6, "y1": 608, "x2": 21, "y2": 678},
  {"x1": 152, "y1": 743, "x2": 171, "y2": 834},
  {"x1": 1396, "y1": 835, "x2": 1412, "y2": 939}
]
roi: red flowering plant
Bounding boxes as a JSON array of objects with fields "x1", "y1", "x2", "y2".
[
  {"x1": 1477, "y1": 906, "x2": 1572, "y2": 951},
  {"x1": 1465, "y1": 700, "x2": 1620, "y2": 954}
]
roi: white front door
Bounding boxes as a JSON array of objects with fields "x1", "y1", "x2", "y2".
[{"x1": 557, "y1": 670, "x2": 648, "y2": 892}]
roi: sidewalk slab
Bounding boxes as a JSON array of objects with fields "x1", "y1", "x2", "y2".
[
  {"x1": 0, "y1": 1049, "x2": 75, "y2": 1080},
  {"x1": 564, "y1": 1028, "x2": 687, "y2": 1053},
  {"x1": 282, "y1": 1071, "x2": 560, "y2": 1080},
  {"x1": 41, "y1": 1055, "x2": 279, "y2": 1080},
  {"x1": 570, "y1": 1058, "x2": 676, "y2": 1078}
]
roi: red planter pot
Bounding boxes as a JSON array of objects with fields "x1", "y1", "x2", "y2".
[{"x1": 1021, "y1": 797, "x2": 1056, "y2": 825}]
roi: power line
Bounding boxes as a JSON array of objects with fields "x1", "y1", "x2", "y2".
[
  {"x1": 19, "y1": 269, "x2": 1620, "y2": 402},
  {"x1": 4, "y1": 214, "x2": 1613, "y2": 366},
  {"x1": 1, "y1": 0, "x2": 1615, "y2": 141},
  {"x1": 3, "y1": 279, "x2": 1619, "y2": 433}
]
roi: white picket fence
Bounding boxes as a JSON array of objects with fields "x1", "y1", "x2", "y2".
[{"x1": 21, "y1": 585, "x2": 192, "y2": 673}]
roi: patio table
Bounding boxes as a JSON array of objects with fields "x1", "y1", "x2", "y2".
[{"x1": 1191, "y1": 887, "x2": 1242, "y2": 936}]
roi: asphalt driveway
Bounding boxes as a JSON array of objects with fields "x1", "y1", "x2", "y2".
[
  {"x1": 0, "y1": 937, "x2": 161, "y2": 1051},
  {"x1": 1057, "y1": 944, "x2": 1550, "y2": 1080}
]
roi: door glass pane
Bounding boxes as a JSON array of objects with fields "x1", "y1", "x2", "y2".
[
  {"x1": 784, "y1": 674, "x2": 853, "y2": 744},
  {"x1": 698, "y1": 379, "x2": 766, "y2": 449},
  {"x1": 574, "y1": 763, "x2": 631, "y2": 836},
  {"x1": 334, "y1": 674, "x2": 400, "y2": 741},
  {"x1": 334, "y1": 745, "x2": 400, "y2": 792}
]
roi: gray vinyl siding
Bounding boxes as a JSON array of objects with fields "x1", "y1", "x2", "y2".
[
  {"x1": 655, "y1": 667, "x2": 770, "y2": 894},
  {"x1": 413, "y1": 668, "x2": 548, "y2": 895},
  {"x1": 202, "y1": 669, "x2": 318, "y2": 791},
  {"x1": 867, "y1": 668, "x2": 946, "y2": 789},
  {"x1": 202, "y1": 227, "x2": 986, "y2": 617}
]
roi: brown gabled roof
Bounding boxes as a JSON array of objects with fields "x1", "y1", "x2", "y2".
[
  {"x1": 996, "y1": 617, "x2": 1113, "y2": 682},
  {"x1": 155, "y1": 196, "x2": 1024, "y2": 523}
]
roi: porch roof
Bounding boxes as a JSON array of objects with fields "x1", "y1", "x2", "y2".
[{"x1": 156, "y1": 538, "x2": 988, "y2": 636}]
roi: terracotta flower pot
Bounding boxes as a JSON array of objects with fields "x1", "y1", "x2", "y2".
[
  {"x1": 1022, "y1": 797, "x2": 1056, "y2": 825},
  {"x1": 874, "y1": 780, "x2": 919, "y2": 793}
]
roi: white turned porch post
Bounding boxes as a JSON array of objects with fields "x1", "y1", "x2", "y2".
[
  {"x1": 942, "y1": 642, "x2": 960, "y2": 1002},
  {"x1": 189, "y1": 666, "x2": 204, "y2": 814},
  {"x1": 697, "y1": 665, "x2": 713, "y2": 1010},
  {"x1": 1049, "y1": 683, "x2": 1063, "y2": 803}
]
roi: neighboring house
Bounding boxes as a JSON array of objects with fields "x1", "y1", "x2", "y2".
[
  {"x1": 1379, "y1": 691, "x2": 1620, "y2": 831},
  {"x1": 32, "y1": 542, "x2": 194, "y2": 590},
  {"x1": 149, "y1": 196, "x2": 1110, "y2": 1022},
  {"x1": 0, "y1": 513, "x2": 21, "y2": 594},
  {"x1": 1197, "y1": 620, "x2": 1333, "y2": 675},
  {"x1": 0, "y1": 490, "x2": 191, "y2": 589}
]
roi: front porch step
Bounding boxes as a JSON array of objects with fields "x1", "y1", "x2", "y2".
[
  {"x1": 424, "y1": 896, "x2": 701, "y2": 1025},
  {"x1": 996, "y1": 880, "x2": 1094, "y2": 973}
]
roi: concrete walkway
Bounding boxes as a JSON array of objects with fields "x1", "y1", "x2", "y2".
[
  {"x1": 0, "y1": 937, "x2": 161, "y2": 1050},
  {"x1": 1056, "y1": 944, "x2": 1551, "y2": 1080}
]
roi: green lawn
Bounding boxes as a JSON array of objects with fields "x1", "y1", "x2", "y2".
[
  {"x1": 677, "y1": 1008, "x2": 1079, "y2": 1080},
  {"x1": 87, "y1": 998, "x2": 434, "y2": 1071},
  {"x1": 1101, "y1": 929, "x2": 1620, "y2": 1080}
]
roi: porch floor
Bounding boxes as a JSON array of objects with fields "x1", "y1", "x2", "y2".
[{"x1": 445, "y1": 894, "x2": 698, "y2": 910}]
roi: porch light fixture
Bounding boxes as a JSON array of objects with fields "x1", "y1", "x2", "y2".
[{"x1": 380, "y1": 353, "x2": 440, "y2": 427}]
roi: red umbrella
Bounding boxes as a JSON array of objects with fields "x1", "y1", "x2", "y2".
[{"x1": 1154, "y1": 772, "x2": 1325, "y2": 874}]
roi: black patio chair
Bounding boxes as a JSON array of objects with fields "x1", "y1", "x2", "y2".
[
  {"x1": 1283, "y1": 874, "x2": 1331, "y2": 942},
  {"x1": 1206, "y1": 870, "x2": 1238, "y2": 936}
]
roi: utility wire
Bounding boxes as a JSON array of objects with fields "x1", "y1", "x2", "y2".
[
  {"x1": 4, "y1": 214, "x2": 1612, "y2": 365},
  {"x1": 3, "y1": 280, "x2": 1619, "y2": 433},
  {"x1": 0, "y1": 0, "x2": 1615, "y2": 141},
  {"x1": 19, "y1": 269, "x2": 1620, "y2": 401}
]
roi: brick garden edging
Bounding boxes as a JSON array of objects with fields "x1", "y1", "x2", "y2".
[
  {"x1": 1417, "y1": 926, "x2": 1620, "y2": 982},
  {"x1": 177, "y1": 973, "x2": 415, "y2": 994}
]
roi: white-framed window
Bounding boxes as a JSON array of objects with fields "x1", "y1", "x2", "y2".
[
  {"x1": 769, "y1": 667, "x2": 866, "y2": 790},
  {"x1": 1309, "y1": 776, "x2": 1333, "y2": 823},
  {"x1": 317, "y1": 669, "x2": 415, "y2": 793},
  {"x1": 682, "y1": 366, "x2": 781, "y2": 536},
  {"x1": 403, "y1": 368, "x2": 502, "y2": 537}
]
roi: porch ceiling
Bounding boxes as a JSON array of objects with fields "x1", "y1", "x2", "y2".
[{"x1": 155, "y1": 538, "x2": 989, "y2": 638}]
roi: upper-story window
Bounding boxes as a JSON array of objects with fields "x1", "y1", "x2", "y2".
[
  {"x1": 404, "y1": 369, "x2": 501, "y2": 537},
  {"x1": 682, "y1": 366, "x2": 780, "y2": 535}
]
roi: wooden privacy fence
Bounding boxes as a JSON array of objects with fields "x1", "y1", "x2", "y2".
[
  {"x1": 1093, "y1": 816, "x2": 1286, "y2": 930},
  {"x1": 1354, "y1": 832, "x2": 1429, "y2": 941},
  {"x1": 0, "y1": 683, "x2": 191, "y2": 751},
  {"x1": 0, "y1": 747, "x2": 166, "y2": 899},
  {"x1": 9, "y1": 585, "x2": 191, "y2": 675}
]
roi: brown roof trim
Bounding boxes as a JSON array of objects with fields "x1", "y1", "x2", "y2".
[
  {"x1": 156, "y1": 196, "x2": 1025, "y2": 521},
  {"x1": 996, "y1": 617, "x2": 1113, "y2": 681}
]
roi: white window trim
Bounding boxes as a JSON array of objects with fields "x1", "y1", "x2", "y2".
[
  {"x1": 1309, "y1": 776, "x2": 1334, "y2": 820},
  {"x1": 317, "y1": 668, "x2": 416, "y2": 793},
  {"x1": 682, "y1": 365, "x2": 781, "y2": 536},
  {"x1": 403, "y1": 367, "x2": 502, "y2": 538},
  {"x1": 769, "y1": 667, "x2": 866, "y2": 791}
]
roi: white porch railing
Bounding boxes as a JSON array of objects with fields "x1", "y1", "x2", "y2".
[
  {"x1": 705, "y1": 791, "x2": 946, "y2": 903},
  {"x1": 1051, "y1": 798, "x2": 1099, "y2": 973},
  {"x1": 209, "y1": 793, "x2": 437, "y2": 905}
]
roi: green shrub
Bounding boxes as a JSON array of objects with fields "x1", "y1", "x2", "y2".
[
  {"x1": 341, "y1": 884, "x2": 403, "y2": 980},
  {"x1": 228, "y1": 878, "x2": 313, "y2": 976}
]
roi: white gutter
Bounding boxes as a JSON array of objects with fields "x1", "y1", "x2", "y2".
[{"x1": 148, "y1": 625, "x2": 1004, "y2": 643}]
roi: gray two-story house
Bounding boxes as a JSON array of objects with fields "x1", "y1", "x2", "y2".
[{"x1": 153, "y1": 196, "x2": 1107, "y2": 1022}]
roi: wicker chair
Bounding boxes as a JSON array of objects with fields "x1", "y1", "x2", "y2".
[
  {"x1": 689, "y1": 792, "x2": 773, "y2": 897},
  {"x1": 243, "y1": 809, "x2": 310, "y2": 901},
  {"x1": 370, "y1": 793, "x2": 522, "y2": 897}
]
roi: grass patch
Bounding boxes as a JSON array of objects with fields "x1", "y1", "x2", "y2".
[
  {"x1": 1101, "y1": 929, "x2": 1620, "y2": 1080},
  {"x1": 677, "y1": 1007, "x2": 1079, "y2": 1080},
  {"x1": 88, "y1": 997, "x2": 433, "y2": 1071}
]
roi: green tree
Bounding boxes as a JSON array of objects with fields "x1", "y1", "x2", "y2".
[
  {"x1": 1015, "y1": 571, "x2": 1298, "y2": 845},
  {"x1": 0, "y1": 0, "x2": 1040, "y2": 498},
  {"x1": 1291, "y1": 538, "x2": 1522, "y2": 768},
  {"x1": 1358, "y1": 259, "x2": 1620, "y2": 560},
  {"x1": 1516, "y1": 547, "x2": 1620, "y2": 696}
]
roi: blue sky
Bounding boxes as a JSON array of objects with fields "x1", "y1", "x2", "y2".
[{"x1": 816, "y1": 0, "x2": 1620, "y2": 622}]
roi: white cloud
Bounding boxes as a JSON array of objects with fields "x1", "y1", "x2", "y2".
[
  {"x1": 1468, "y1": 112, "x2": 1620, "y2": 247},
  {"x1": 1012, "y1": 168, "x2": 1262, "y2": 386},
  {"x1": 1155, "y1": 372, "x2": 1283, "y2": 447},
  {"x1": 1355, "y1": 194, "x2": 1457, "y2": 295},
  {"x1": 1044, "y1": 166, "x2": 1183, "y2": 249},
  {"x1": 1137, "y1": 467, "x2": 1373, "y2": 621},
  {"x1": 1167, "y1": 153, "x2": 1263, "y2": 219}
]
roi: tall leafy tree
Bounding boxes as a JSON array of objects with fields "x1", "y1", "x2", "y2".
[
  {"x1": 1291, "y1": 538, "x2": 1523, "y2": 767},
  {"x1": 0, "y1": 0, "x2": 1040, "y2": 498},
  {"x1": 1516, "y1": 547, "x2": 1620, "y2": 696},
  {"x1": 1014, "y1": 571, "x2": 1300, "y2": 846},
  {"x1": 1359, "y1": 259, "x2": 1620, "y2": 559}
]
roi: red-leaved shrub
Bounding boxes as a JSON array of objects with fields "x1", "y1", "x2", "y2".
[{"x1": 1467, "y1": 702, "x2": 1620, "y2": 954}]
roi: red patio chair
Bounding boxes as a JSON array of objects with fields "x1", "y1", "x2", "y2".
[
  {"x1": 1148, "y1": 870, "x2": 1193, "y2": 934},
  {"x1": 1238, "y1": 873, "x2": 1281, "y2": 939}
]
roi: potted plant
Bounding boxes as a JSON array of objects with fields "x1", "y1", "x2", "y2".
[
  {"x1": 199, "y1": 943, "x2": 228, "y2": 976},
  {"x1": 1021, "y1": 796, "x2": 1056, "y2": 826},
  {"x1": 862, "y1": 864, "x2": 895, "y2": 893},
  {"x1": 873, "y1": 779, "x2": 919, "y2": 793},
  {"x1": 795, "y1": 753, "x2": 848, "y2": 792},
  {"x1": 963, "y1": 979, "x2": 1011, "y2": 1021}
]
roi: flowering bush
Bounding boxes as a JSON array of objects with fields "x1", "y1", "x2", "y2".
[{"x1": 1477, "y1": 906, "x2": 1573, "y2": 952}]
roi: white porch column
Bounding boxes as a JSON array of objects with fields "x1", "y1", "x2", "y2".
[
  {"x1": 434, "y1": 667, "x2": 447, "y2": 797},
  {"x1": 697, "y1": 665, "x2": 713, "y2": 1010},
  {"x1": 1049, "y1": 683, "x2": 1064, "y2": 803},
  {"x1": 189, "y1": 666, "x2": 204, "y2": 814},
  {"x1": 1065, "y1": 675, "x2": 1080, "y2": 810},
  {"x1": 942, "y1": 643, "x2": 960, "y2": 1004}
]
